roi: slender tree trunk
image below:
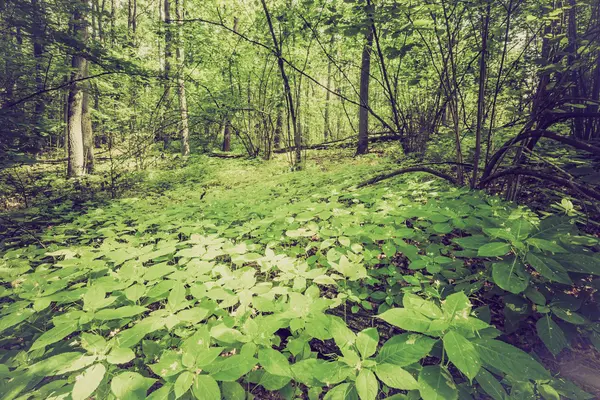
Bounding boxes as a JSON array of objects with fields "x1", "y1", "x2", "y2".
[
  {"x1": 472, "y1": 1, "x2": 490, "y2": 188},
  {"x1": 31, "y1": 0, "x2": 46, "y2": 152},
  {"x1": 222, "y1": 17, "x2": 238, "y2": 152},
  {"x1": 175, "y1": 0, "x2": 190, "y2": 156},
  {"x1": 163, "y1": 0, "x2": 172, "y2": 149},
  {"x1": 260, "y1": 0, "x2": 301, "y2": 169},
  {"x1": 274, "y1": 102, "x2": 283, "y2": 149},
  {"x1": 82, "y1": 58, "x2": 94, "y2": 173},
  {"x1": 67, "y1": 1, "x2": 86, "y2": 178},
  {"x1": 567, "y1": 0, "x2": 583, "y2": 138},
  {"x1": 357, "y1": 28, "x2": 374, "y2": 155}
]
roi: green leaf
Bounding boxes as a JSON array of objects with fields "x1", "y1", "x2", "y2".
[
  {"x1": 442, "y1": 292, "x2": 471, "y2": 319},
  {"x1": 478, "y1": 242, "x2": 511, "y2": 257},
  {"x1": 375, "y1": 364, "x2": 418, "y2": 390},
  {"x1": 356, "y1": 328, "x2": 379, "y2": 359},
  {"x1": 258, "y1": 348, "x2": 292, "y2": 377},
  {"x1": 443, "y1": 331, "x2": 481, "y2": 380},
  {"x1": 473, "y1": 339, "x2": 550, "y2": 381},
  {"x1": 378, "y1": 309, "x2": 431, "y2": 333},
  {"x1": 174, "y1": 371, "x2": 195, "y2": 399},
  {"x1": 475, "y1": 368, "x2": 507, "y2": 400},
  {"x1": 526, "y1": 238, "x2": 566, "y2": 253},
  {"x1": 552, "y1": 307, "x2": 587, "y2": 324},
  {"x1": 376, "y1": 333, "x2": 435, "y2": 366},
  {"x1": 107, "y1": 347, "x2": 136, "y2": 364},
  {"x1": 94, "y1": 306, "x2": 147, "y2": 321},
  {"x1": 356, "y1": 368, "x2": 378, "y2": 400},
  {"x1": 539, "y1": 384, "x2": 561, "y2": 400},
  {"x1": 111, "y1": 371, "x2": 155, "y2": 400},
  {"x1": 221, "y1": 381, "x2": 246, "y2": 400},
  {"x1": 452, "y1": 235, "x2": 488, "y2": 250},
  {"x1": 418, "y1": 365, "x2": 457, "y2": 400},
  {"x1": 492, "y1": 258, "x2": 529, "y2": 294},
  {"x1": 191, "y1": 375, "x2": 220, "y2": 400},
  {"x1": 553, "y1": 253, "x2": 600, "y2": 275},
  {"x1": 526, "y1": 253, "x2": 571, "y2": 284},
  {"x1": 208, "y1": 354, "x2": 256, "y2": 381},
  {"x1": 0, "y1": 308, "x2": 35, "y2": 334},
  {"x1": 324, "y1": 383, "x2": 359, "y2": 400},
  {"x1": 30, "y1": 320, "x2": 78, "y2": 351},
  {"x1": 403, "y1": 294, "x2": 443, "y2": 319},
  {"x1": 72, "y1": 364, "x2": 106, "y2": 400},
  {"x1": 536, "y1": 316, "x2": 568, "y2": 356}
]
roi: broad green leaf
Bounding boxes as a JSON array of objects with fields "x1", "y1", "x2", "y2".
[
  {"x1": 221, "y1": 381, "x2": 246, "y2": 400},
  {"x1": 0, "y1": 308, "x2": 35, "y2": 334},
  {"x1": 72, "y1": 364, "x2": 106, "y2": 400},
  {"x1": 526, "y1": 238, "x2": 566, "y2": 253},
  {"x1": 403, "y1": 294, "x2": 443, "y2": 319},
  {"x1": 174, "y1": 371, "x2": 195, "y2": 399},
  {"x1": 553, "y1": 254, "x2": 600, "y2": 275},
  {"x1": 378, "y1": 308, "x2": 431, "y2": 333},
  {"x1": 473, "y1": 339, "x2": 549, "y2": 381},
  {"x1": 442, "y1": 292, "x2": 471, "y2": 319},
  {"x1": 475, "y1": 368, "x2": 507, "y2": 400},
  {"x1": 526, "y1": 253, "x2": 571, "y2": 284},
  {"x1": 375, "y1": 364, "x2": 418, "y2": 390},
  {"x1": 208, "y1": 354, "x2": 256, "y2": 381},
  {"x1": 443, "y1": 331, "x2": 480, "y2": 380},
  {"x1": 552, "y1": 307, "x2": 587, "y2": 325},
  {"x1": 492, "y1": 258, "x2": 529, "y2": 294},
  {"x1": 30, "y1": 320, "x2": 78, "y2": 351},
  {"x1": 191, "y1": 375, "x2": 220, "y2": 400},
  {"x1": 478, "y1": 242, "x2": 511, "y2": 257},
  {"x1": 83, "y1": 285, "x2": 106, "y2": 311},
  {"x1": 94, "y1": 305, "x2": 147, "y2": 321},
  {"x1": 111, "y1": 371, "x2": 155, "y2": 400},
  {"x1": 146, "y1": 384, "x2": 174, "y2": 400},
  {"x1": 107, "y1": 347, "x2": 136, "y2": 364},
  {"x1": 376, "y1": 333, "x2": 435, "y2": 366},
  {"x1": 418, "y1": 366, "x2": 457, "y2": 400},
  {"x1": 324, "y1": 383, "x2": 359, "y2": 400},
  {"x1": 258, "y1": 348, "x2": 292, "y2": 377},
  {"x1": 539, "y1": 384, "x2": 561, "y2": 400},
  {"x1": 452, "y1": 235, "x2": 488, "y2": 250},
  {"x1": 356, "y1": 328, "x2": 379, "y2": 359},
  {"x1": 536, "y1": 315, "x2": 568, "y2": 356},
  {"x1": 356, "y1": 368, "x2": 378, "y2": 400}
]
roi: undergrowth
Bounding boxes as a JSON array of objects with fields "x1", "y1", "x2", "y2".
[{"x1": 0, "y1": 152, "x2": 599, "y2": 400}]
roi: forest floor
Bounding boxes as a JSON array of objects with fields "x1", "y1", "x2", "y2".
[{"x1": 1, "y1": 148, "x2": 599, "y2": 399}]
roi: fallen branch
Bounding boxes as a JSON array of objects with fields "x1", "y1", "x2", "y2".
[
  {"x1": 357, "y1": 167, "x2": 458, "y2": 188},
  {"x1": 274, "y1": 134, "x2": 401, "y2": 154},
  {"x1": 479, "y1": 167, "x2": 600, "y2": 201},
  {"x1": 208, "y1": 152, "x2": 246, "y2": 159}
]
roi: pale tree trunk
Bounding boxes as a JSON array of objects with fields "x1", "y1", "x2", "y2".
[
  {"x1": 323, "y1": 35, "x2": 334, "y2": 142},
  {"x1": 274, "y1": 101, "x2": 283, "y2": 149},
  {"x1": 222, "y1": 17, "x2": 238, "y2": 152},
  {"x1": 175, "y1": 0, "x2": 189, "y2": 155},
  {"x1": 163, "y1": 0, "x2": 172, "y2": 149},
  {"x1": 82, "y1": 58, "x2": 94, "y2": 173},
  {"x1": 357, "y1": 27, "x2": 373, "y2": 155},
  {"x1": 67, "y1": 0, "x2": 86, "y2": 178}
]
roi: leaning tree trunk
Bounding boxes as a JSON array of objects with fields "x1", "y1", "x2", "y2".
[
  {"x1": 175, "y1": 0, "x2": 190, "y2": 156},
  {"x1": 67, "y1": 1, "x2": 86, "y2": 178},
  {"x1": 357, "y1": 27, "x2": 374, "y2": 155},
  {"x1": 260, "y1": 0, "x2": 301, "y2": 169}
]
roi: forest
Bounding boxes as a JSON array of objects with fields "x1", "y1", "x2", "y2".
[{"x1": 1, "y1": 0, "x2": 600, "y2": 399}]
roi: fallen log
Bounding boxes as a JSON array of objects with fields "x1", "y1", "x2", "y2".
[{"x1": 273, "y1": 134, "x2": 401, "y2": 154}]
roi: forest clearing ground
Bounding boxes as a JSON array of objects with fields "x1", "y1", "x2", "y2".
[{"x1": 1, "y1": 148, "x2": 599, "y2": 399}]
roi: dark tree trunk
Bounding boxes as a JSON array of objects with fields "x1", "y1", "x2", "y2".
[{"x1": 357, "y1": 28, "x2": 374, "y2": 155}]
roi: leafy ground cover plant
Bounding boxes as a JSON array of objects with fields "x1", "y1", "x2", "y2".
[{"x1": 0, "y1": 154, "x2": 598, "y2": 399}]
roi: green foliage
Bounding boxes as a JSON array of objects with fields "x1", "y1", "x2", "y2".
[{"x1": 0, "y1": 156, "x2": 597, "y2": 399}]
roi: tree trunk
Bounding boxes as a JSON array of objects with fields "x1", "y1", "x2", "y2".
[
  {"x1": 357, "y1": 27, "x2": 374, "y2": 155},
  {"x1": 222, "y1": 121, "x2": 231, "y2": 152},
  {"x1": 323, "y1": 35, "x2": 334, "y2": 142},
  {"x1": 260, "y1": 0, "x2": 301, "y2": 169},
  {"x1": 175, "y1": 0, "x2": 190, "y2": 156},
  {"x1": 82, "y1": 58, "x2": 94, "y2": 173},
  {"x1": 567, "y1": 0, "x2": 583, "y2": 138},
  {"x1": 274, "y1": 102, "x2": 283, "y2": 149},
  {"x1": 67, "y1": 1, "x2": 86, "y2": 178},
  {"x1": 163, "y1": 0, "x2": 172, "y2": 149},
  {"x1": 31, "y1": 0, "x2": 46, "y2": 152},
  {"x1": 471, "y1": 1, "x2": 490, "y2": 188}
]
